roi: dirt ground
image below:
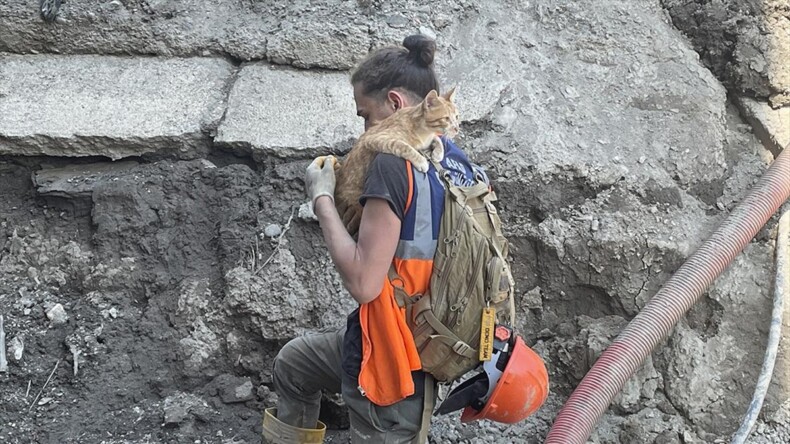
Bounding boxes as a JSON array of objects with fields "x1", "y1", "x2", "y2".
[{"x1": 0, "y1": 158, "x2": 265, "y2": 443}]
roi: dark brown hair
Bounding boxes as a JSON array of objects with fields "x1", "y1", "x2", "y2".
[{"x1": 351, "y1": 34, "x2": 440, "y2": 101}]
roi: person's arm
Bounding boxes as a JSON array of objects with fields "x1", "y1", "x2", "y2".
[
  {"x1": 313, "y1": 196, "x2": 400, "y2": 304},
  {"x1": 305, "y1": 155, "x2": 402, "y2": 304}
]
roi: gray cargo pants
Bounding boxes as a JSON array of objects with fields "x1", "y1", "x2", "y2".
[{"x1": 272, "y1": 328, "x2": 436, "y2": 443}]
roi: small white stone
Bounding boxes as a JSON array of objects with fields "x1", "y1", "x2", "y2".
[
  {"x1": 418, "y1": 26, "x2": 437, "y2": 40},
  {"x1": 264, "y1": 224, "x2": 282, "y2": 238},
  {"x1": 10, "y1": 336, "x2": 24, "y2": 361},
  {"x1": 108, "y1": 307, "x2": 119, "y2": 319},
  {"x1": 46, "y1": 304, "x2": 68, "y2": 325},
  {"x1": 298, "y1": 202, "x2": 318, "y2": 222},
  {"x1": 199, "y1": 159, "x2": 217, "y2": 169}
]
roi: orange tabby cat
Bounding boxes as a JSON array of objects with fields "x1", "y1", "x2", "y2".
[{"x1": 334, "y1": 87, "x2": 459, "y2": 235}]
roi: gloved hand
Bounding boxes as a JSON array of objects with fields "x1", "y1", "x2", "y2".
[{"x1": 305, "y1": 155, "x2": 337, "y2": 206}]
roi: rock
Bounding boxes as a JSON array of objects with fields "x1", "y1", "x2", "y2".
[
  {"x1": 198, "y1": 159, "x2": 217, "y2": 169},
  {"x1": 257, "y1": 385, "x2": 278, "y2": 407},
  {"x1": 418, "y1": 26, "x2": 437, "y2": 40},
  {"x1": 0, "y1": 56, "x2": 233, "y2": 160},
  {"x1": 46, "y1": 303, "x2": 67, "y2": 325},
  {"x1": 206, "y1": 374, "x2": 256, "y2": 404},
  {"x1": 216, "y1": 375, "x2": 254, "y2": 404},
  {"x1": 264, "y1": 224, "x2": 282, "y2": 238},
  {"x1": 178, "y1": 319, "x2": 220, "y2": 378},
  {"x1": 298, "y1": 202, "x2": 318, "y2": 222},
  {"x1": 522, "y1": 286, "x2": 543, "y2": 311},
  {"x1": 267, "y1": 20, "x2": 370, "y2": 70},
  {"x1": 216, "y1": 64, "x2": 361, "y2": 160},
  {"x1": 106, "y1": 0, "x2": 123, "y2": 12},
  {"x1": 223, "y1": 256, "x2": 354, "y2": 340},
  {"x1": 386, "y1": 15, "x2": 410, "y2": 28},
  {"x1": 162, "y1": 393, "x2": 212, "y2": 426},
  {"x1": 33, "y1": 161, "x2": 140, "y2": 199},
  {"x1": 9, "y1": 336, "x2": 23, "y2": 361}
]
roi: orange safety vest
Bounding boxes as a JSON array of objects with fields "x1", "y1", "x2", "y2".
[
  {"x1": 357, "y1": 160, "x2": 441, "y2": 406},
  {"x1": 356, "y1": 138, "x2": 483, "y2": 406}
]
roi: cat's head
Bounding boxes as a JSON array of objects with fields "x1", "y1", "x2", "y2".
[{"x1": 421, "y1": 87, "x2": 459, "y2": 138}]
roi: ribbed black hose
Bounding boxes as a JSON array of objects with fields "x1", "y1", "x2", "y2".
[{"x1": 546, "y1": 147, "x2": 790, "y2": 444}]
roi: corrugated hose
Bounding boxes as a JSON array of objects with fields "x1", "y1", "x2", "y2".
[{"x1": 546, "y1": 146, "x2": 790, "y2": 444}]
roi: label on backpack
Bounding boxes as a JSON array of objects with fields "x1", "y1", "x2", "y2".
[{"x1": 479, "y1": 307, "x2": 496, "y2": 361}]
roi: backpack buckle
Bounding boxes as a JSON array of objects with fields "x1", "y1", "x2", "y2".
[{"x1": 452, "y1": 341, "x2": 474, "y2": 357}]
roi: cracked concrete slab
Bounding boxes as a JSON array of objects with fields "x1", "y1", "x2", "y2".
[
  {"x1": 0, "y1": 55, "x2": 234, "y2": 159},
  {"x1": 216, "y1": 64, "x2": 361, "y2": 160},
  {"x1": 266, "y1": 20, "x2": 371, "y2": 70},
  {"x1": 0, "y1": 0, "x2": 272, "y2": 61},
  {"x1": 0, "y1": 0, "x2": 372, "y2": 68}
]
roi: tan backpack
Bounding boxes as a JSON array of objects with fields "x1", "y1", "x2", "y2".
[{"x1": 391, "y1": 161, "x2": 516, "y2": 382}]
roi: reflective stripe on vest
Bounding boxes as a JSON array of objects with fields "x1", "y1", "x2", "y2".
[{"x1": 395, "y1": 169, "x2": 438, "y2": 260}]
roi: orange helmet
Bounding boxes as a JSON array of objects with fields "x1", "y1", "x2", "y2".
[{"x1": 436, "y1": 326, "x2": 549, "y2": 424}]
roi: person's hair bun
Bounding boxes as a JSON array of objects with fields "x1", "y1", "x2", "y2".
[{"x1": 403, "y1": 34, "x2": 436, "y2": 67}]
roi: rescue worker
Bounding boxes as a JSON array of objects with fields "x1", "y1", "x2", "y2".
[
  {"x1": 263, "y1": 34, "x2": 473, "y2": 444},
  {"x1": 263, "y1": 34, "x2": 548, "y2": 444}
]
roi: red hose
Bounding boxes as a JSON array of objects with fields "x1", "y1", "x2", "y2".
[{"x1": 546, "y1": 147, "x2": 790, "y2": 443}]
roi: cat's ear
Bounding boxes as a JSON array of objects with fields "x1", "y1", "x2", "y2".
[
  {"x1": 443, "y1": 86, "x2": 458, "y2": 102},
  {"x1": 424, "y1": 90, "x2": 439, "y2": 109}
]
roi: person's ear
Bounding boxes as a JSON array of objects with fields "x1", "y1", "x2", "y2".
[{"x1": 387, "y1": 90, "x2": 408, "y2": 111}]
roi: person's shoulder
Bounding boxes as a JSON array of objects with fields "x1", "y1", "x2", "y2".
[{"x1": 370, "y1": 152, "x2": 409, "y2": 171}]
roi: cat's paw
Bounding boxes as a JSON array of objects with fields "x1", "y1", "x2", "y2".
[
  {"x1": 413, "y1": 157, "x2": 430, "y2": 173},
  {"x1": 431, "y1": 147, "x2": 445, "y2": 163},
  {"x1": 430, "y1": 137, "x2": 445, "y2": 163}
]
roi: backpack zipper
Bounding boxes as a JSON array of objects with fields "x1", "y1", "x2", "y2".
[
  {"x1": 486, "y1": 255, "x2": 500, "y2": 304},
  {"x1": 435, "y1": 204, "x2": 467, "y2": 300}
]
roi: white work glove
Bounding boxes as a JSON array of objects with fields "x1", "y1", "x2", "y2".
[{"x1": 305, "y1": 155, "x2": 337, "y2": 206}]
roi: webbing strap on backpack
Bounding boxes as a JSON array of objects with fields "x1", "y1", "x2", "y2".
[{"x1": 390, "y1": 159, "x2": 516, "y2": 382}]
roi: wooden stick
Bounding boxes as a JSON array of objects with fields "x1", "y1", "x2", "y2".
[{"x1": 29, "y1": 359, "x2": 60, "y2": 411}]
